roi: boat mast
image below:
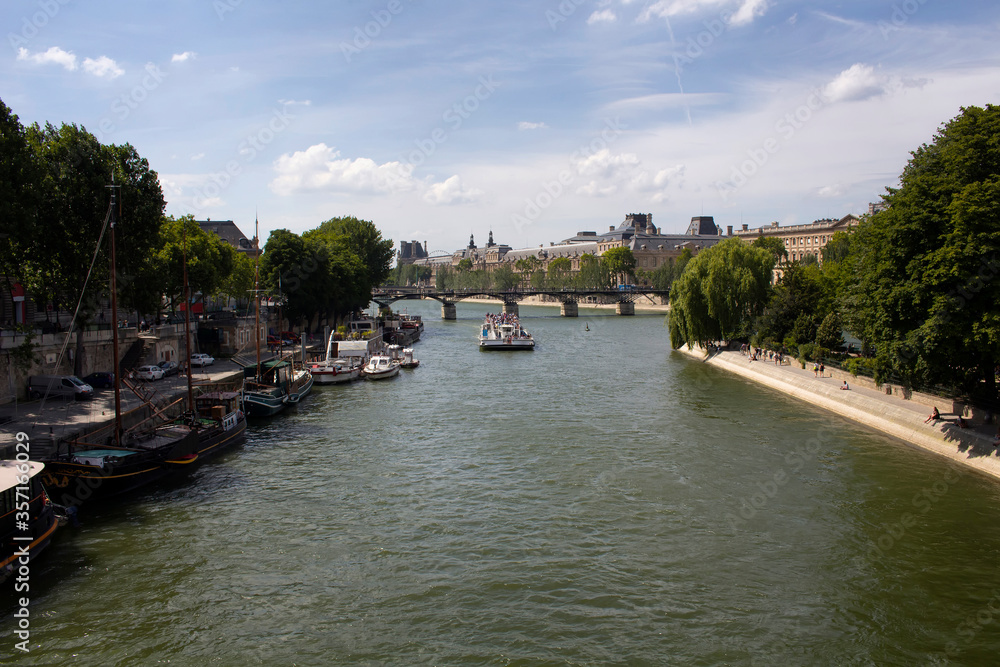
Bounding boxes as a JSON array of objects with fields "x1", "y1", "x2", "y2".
[
  {"x1": 108, "y1": 181, "x2": 122, "y2": 448},
  {"x1": 182, "y1": 224, "x2": 196, "y2": 417},
  {"x1": 254, "y1": 216, "x2": 261, "y2": 381}
]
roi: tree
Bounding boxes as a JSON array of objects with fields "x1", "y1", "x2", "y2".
[
  {"x1": 457, "y1": 258, "x2": 473, "y2": 272},
  {"x1": 669, "y1": 238, "x2": 775, "y2": 348},
  {"x1": 547, "y1": 257, "x2": 572, "y2": 288},
  {"x1": 602, "y1": 247, "x2": 636, "y2": 286},
  {"x1": 845, "y1": 104, "x2": 1000, "y2": 406},
  {"x1": 25, "y1": 123, "x2": 164, "y2": 374},
  {"x1": 752, "y1": 235, "x2": 788, "y2": 265},
  {"x1": 492, "y1": 263, "x2": 519, "y2": 290},
  {"x1": 576, "y1": 253, "x2": 610, "y2": 288},
  {"x1": 311, "y1": 216, "x2": 393, "y2": 289},
  {"x1": 0, "y1": 99, "x2": 38, "y2": 306},
  {"x1": 155, "y1": 216, "x2": 235, "y2": 315}
]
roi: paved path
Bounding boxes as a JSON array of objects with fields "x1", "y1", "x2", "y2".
[{"x1": 677, "y1": 346, "x2": 1000, "y2": 482}]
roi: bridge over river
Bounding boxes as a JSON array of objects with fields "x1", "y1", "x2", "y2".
[{"x1": 372, "y1": 286, "x2": 669, "y2": 319}]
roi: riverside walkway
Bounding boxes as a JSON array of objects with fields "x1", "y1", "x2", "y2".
[{"x1": 676, "y1": 346, "x2": 1000, "y2": 482}]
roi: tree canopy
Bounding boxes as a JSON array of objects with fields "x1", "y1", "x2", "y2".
[
  {"x1": 669, "y1": 238, "x2": 775, "y2": 348},
  {"x1": 845, "y1": 104, "x2": 1000, "y2": 404}
]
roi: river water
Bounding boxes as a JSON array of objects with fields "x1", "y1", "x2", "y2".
[{"x1": 6, "y1": 300, "x2": 1000, "y2": 665}]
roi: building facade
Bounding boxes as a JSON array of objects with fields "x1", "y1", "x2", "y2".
[{"x1": 732, "y1": 215, "x2": 860, "y2": 264}]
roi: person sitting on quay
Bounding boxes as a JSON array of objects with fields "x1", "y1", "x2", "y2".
[
  {"x1": 840, "y1": 381, "x2": 850, "y2": 390},
  {"x1": 925, "y1": 407, "x2": 940, "y2": 424},
  {"x1": 956, "y1": 415, "x2": 969, "y2": 429},
  {"x1": 993, "y1": 428, "x2": 1000, "y2": 447}
]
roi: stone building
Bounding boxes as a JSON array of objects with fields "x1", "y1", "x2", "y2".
[
  {"x1": 196, "y1": 219, "x2": 260, "y2": 257},
  {"x1": 732, "y1": 214, "x2": 860, "y2": 264}
]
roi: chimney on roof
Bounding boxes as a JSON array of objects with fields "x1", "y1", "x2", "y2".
[
  {"x1": 727, "y1": 225, "x2": 733, "y2": 236},
  {"x1": 771, "y1": 221, "x2": 779, "y2": 227},
  {"x1": 609, "y1": 225, "x2": 615, "y2": 232},
  {"x1": 742, "y1": 223, "x2": 748, "y2": 231}
]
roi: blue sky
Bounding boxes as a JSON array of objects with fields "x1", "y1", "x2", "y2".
[{"x1": 4, "y1": 0, "x2": 1000, "y2": 255}]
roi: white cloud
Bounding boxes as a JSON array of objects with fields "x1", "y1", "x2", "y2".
[
  {"x1": 279, "y1": 99, "x2": 312, "y2": 107},
  {"x1": 817, "y1": 184, "x2": 845, "y2": 197},
  {"x1": 82, "y1": 56, "x2": 124, "y2": 79},
  {"x1": 653, "y1": 165, "x2": 686, "y2": 188},
  {"x1": 518, "y1": 121, "x2": 548, "y2": 130},
  {"x1": 270, "y1": 143, "x2": 417, "y2": 196},
  {"x1": 729, "y1": 0, "x2": 768, "y2": 27},
  {"x1": 587, "y1": 9, "x2": 617, "y2": 24},
  {"x1": 172, "y1": 51, "x2": 197, "y2": 63},
  {"x1": 822, "y1": 63, "x2": 886, "y2": 103},
  {"x1": 575, "y1": 149, "x2": 642, "y2": 178},
  {"x1": 16, "y1": 46, "x2": 77, "y2": 71},
  {"x1": 637, "y1": 0, "x2": 769, "y2": 26},
  {"x1": 423, "y1": 175, "x2": 483, "y2": 205},
  {"x1": 191, "y1": 153, "x2": 205, "y2": 161}
]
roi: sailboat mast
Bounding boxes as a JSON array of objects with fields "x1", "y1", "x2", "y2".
[
  {"x1": 182, "y1": 224, "x2": 195, "y2": 416},
  {"x1": 108, "y1": 183, "x2": 122, "y2": 448},
  {"x1": 254, "y1": 217, "x2": 261, "y2": 379}
]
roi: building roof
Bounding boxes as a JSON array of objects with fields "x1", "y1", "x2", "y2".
[{"x1": 196, "y1": 219, "x2": 259, "y2": 255}]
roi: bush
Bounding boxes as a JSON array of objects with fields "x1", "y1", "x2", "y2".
[
  {"x1": 844, "y1": 357, "x2": 878, "y2": 378},
  {"x1": 798, "y1": 342, "x2": 816, "y2": 361}
]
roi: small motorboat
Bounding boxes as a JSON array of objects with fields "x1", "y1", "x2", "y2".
[
  {"x1": 362, "y1": 355, "x2": 400, "y2": 380},
  {"x1": 400, "y1": 348, "x2": 419, "y2": 368}
]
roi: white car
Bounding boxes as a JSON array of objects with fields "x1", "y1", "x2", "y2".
[
  {"x1": 190, "y1": 353, "x2": 215, "y2": 367},
  {"x1": 135, "y1": 365, "x2": 164, "y2": 381}
]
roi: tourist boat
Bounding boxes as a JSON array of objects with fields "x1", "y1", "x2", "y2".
[
  {"x1": 400, "y1": 348, "x2": 419, "y2": 368},
  {"x1": 479, "y1": 315, "x2": 535, "y2": 350},
  {"x1": 362, "y1": 355, "x2": 400, "y2": 380},
  {"x1": 311, "y1": 329, "x2": 362, "y2": 384},
  {"x1": 40, "y1": 184, "x2": 200, "y2": 505},
  {"x1": 1, "y1": 459, "x2": 60, "y2": 583}
]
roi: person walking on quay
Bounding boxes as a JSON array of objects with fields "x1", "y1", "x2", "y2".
[
  {"x1": 819, "y1": 363, "x2": 825, "y2": 377},
  {"x1": 813, "y1": 363, "x2": 819, "y2": 377}
]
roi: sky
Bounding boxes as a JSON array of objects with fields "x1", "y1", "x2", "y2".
[{"x1": 4, "y1": 0, "x2": 1000, "y2": 256}]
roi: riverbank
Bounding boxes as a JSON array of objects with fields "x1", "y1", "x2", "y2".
[{"x1": 675, "y1": 345, "x2": 1000, "y2": 482}]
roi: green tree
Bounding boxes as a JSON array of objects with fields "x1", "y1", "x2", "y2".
[
  {"x1": 845, "y1": 104, "x2": 1000, "y2": 405},
  {"x1": 669, "y1": 238, "x2": 775, "y2": 348},
  {"x1": 547, "y1": 256, "x2": 572, "y2": 288},
  {"x1": 752, "y1": 235, "x2": 788, "y2": 265},
  {"x1": 602, "y1": 246, "x2": 636, "y2": 285},
  {"x1": 0, "y1": 99, "x2": 38, "y2": 307},
  {"x1": 155, "y1": 216, "x2": 235, "y2": 315},
  {"x1": 311, "y1": 216, "x2": 393, "y2": 290},
  {"x1": 492, "y1": 263, "x2": 519, "y2": 290},
  {"x1": 457, "y1": 258, "x2": 473, "y2": 272}
]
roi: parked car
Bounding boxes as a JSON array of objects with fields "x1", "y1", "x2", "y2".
[
  {"x1": 83, "y1": 371, "x2": 115, "y2": 388},
  {"x1": 190, "y1": 353, "x2": 215, "y2": 367},
  {"x1": 158, "y1": 361, "x2": 179, "y2": 376},
  {"x1": 27, "y1": 375, "x2": 94, "y2": 400},
  {"x1": 279, "y1": 331, "x2": 301, "y2": 345},
  {"x1": 266, "y1": 335, "x2": 281, "y2": 347},
  {"x1": 135, "y1": 365, "x2": 165, "y2": 381}
]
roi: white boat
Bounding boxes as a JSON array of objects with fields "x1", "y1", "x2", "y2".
[
  {"x1": 362, "y1": 355, "x2": 400, "y2": 380},
  {"x1": 400, "y1": 348, "x2": 419, "y2": 368},
  {"x1": 312, "y1": 330, "x2": 363, "y2": 384},
  {"x1": 479, "y1": 315, "x2": 535, "y2": 350}
]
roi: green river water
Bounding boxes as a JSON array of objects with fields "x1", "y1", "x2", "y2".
[{"x1": 5, "y1": 300, "x2": 1000, "y2": 665}]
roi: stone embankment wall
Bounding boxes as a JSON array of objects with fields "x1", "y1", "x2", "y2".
[{"x1": 675, "y1": 345, "x2": 1000, "y2": 483}]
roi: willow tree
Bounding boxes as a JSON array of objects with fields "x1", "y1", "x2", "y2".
[
  {"x1": 669, "y1": 238, "x2": 775, "y2": 348},
  {"x1": 845, "y1": 104, "x2": 1000, "y2": 406}
]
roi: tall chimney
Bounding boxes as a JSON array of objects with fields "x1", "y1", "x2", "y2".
[
  {"x1": 609, "y1": 225, "x2": 615, "y2": 232},
  {"x1": 727, "y1": 225, "x2": 733, "y2": 236},
  {"x1": 742, "y1": 223, "x2": 748, "y2": 231}
]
